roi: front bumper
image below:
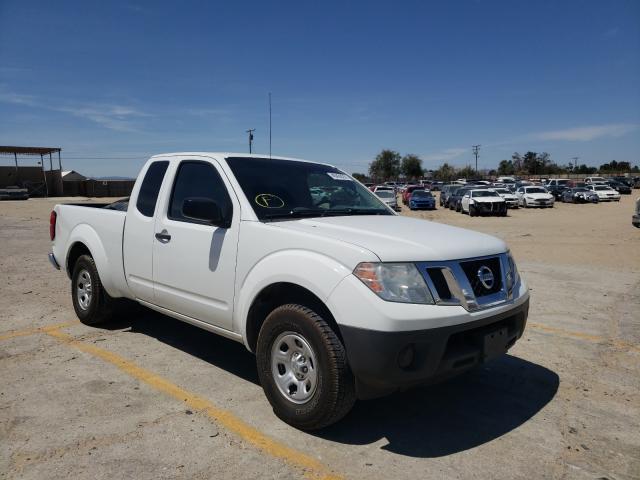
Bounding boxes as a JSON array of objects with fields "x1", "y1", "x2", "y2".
[
  {"x1": 473, "y1": 201, "x2": 507, "y2": 214},
  {"x1": 410, "y1": 201, "x2": 436, "y2": 209},
  {"x1": 341, "y1": 299, "x2": 529, "y2": 399}
]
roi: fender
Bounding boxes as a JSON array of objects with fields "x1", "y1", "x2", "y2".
[
  {"x1": 65, "y1": 223, "x2": 127, "y2": 298},
  {"x1": 234, "y1": 249, "x2": 353, "y2": 349}
]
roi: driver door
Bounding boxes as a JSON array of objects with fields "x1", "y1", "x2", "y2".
[{"x1": 151, "y1": 158, "x2": 239, "y2": 330}]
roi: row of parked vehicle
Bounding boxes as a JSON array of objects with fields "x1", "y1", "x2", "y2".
[
  {"x1": 370, "y1": 183, "x2": 437, "y2": 211},
  {"x1": 369, "y1": 175, "x2": 634, "y2": 216}
]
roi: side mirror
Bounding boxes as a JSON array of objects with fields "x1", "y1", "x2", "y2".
[{"x1": 182, "y1": 197, "x2": 229, "y2": 227}]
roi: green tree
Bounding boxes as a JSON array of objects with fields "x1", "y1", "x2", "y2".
[
  {"x1": 369, "y1": 149, "x2": 401, "y2": 181},
  {"x1": 351, "y1": 172, "x2": 368, "y2": 182},
  {"x1": 457, "y1": 166, "x2": 476, "y2": 179},
  {"x1": 400, "y1": 154, "x2": 423, "y2": 179},
  {"x1": 497, "y1": 160, "x2": 515, "y2": 175},
  {"x1": 432, "y1": 162, "x2": 457, "y2": 181}
]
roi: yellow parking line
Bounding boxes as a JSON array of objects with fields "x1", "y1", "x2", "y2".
[
  {"x1": 45, "y1": 329, "x2": 342, "y2": 480},
  {"x1": 0, "y1": 321, "x2": 79, "y2": 342},
  {"x1": 528, "y1": 322, "x2": 640, "y2": 353}
]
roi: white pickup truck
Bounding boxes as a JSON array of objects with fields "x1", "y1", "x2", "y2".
[{"x1": 49, "y1": 153, "x2": 529, "y2": 429}]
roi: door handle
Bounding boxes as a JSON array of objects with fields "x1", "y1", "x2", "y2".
[{"x1": 155, "y1": 230, "x2": 171, "y2": 243}]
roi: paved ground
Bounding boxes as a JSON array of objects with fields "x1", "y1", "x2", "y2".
[{"x1": 1, "y1": 195, "x2": 639, "y2": 479}]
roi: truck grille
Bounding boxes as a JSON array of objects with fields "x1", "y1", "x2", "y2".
[
  {"x1": 417, "y1": 253, "x2": 512, "y2": 311},
  {"x1": 459, "y1": 257, "x2": 502, "y2": 297}
]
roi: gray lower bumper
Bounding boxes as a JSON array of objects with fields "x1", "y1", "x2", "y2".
[{"x1": 48, "y1": 253, "x2": 61, "y2": 270}]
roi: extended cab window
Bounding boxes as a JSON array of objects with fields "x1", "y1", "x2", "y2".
[
  {"x1": 168, "y1": 161, "x2": 233, "y2": 224},
  {"x1": 136, "y1": 161, "x2": 169, "y2": 217}
]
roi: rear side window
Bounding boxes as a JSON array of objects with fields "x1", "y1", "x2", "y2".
[
  {"x1": 168, "y1": 161, "x2": 233, "y2": 223},
  {"x1": 136, "y1": 161, "x2": 169, "y2": 217}
]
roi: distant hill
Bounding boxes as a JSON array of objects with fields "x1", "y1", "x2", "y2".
[{"x1": 93, "y1": 176, "x2": 135, "y2": 181}]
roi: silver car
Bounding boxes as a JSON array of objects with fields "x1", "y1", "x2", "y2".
[{"x1": 375, "y1": 189, "x2": 400, "y2": 211}]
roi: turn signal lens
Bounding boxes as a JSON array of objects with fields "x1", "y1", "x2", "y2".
[{"x1": 353, "y1": 262, "x2": 434, "y2": 304}]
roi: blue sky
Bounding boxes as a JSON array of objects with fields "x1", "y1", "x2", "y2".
[{"x1": 1, "y1": 0, "x2": 639, "y2": 177}]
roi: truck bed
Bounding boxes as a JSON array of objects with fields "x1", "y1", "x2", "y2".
[{"x1": 52, "y1": 202, "x2": 130, "y2": 299}]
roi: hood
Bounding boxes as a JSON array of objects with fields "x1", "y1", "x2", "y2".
[
  {"x1": 472, "y1": 196, "x2": 504, "y2": 203},
  {"x1": 271, "y1": 215, "x2": 507, "y2": 262},
  {"x1": 524, "y1": 192, "x2": 552, "y2": 199}
]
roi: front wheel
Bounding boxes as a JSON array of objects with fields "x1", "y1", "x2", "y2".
[
  {"x1": 71, "y1": 254, "x2": 114, "y2": 325},
  {"x1": 256, "y1": 304, "x2": 356, "y2": 430}
]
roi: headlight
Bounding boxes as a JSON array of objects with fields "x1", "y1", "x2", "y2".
[
  {"x1": 353, "y1": 262, "x2": 434, "y2": 304},
  {"x1": 506, "y1": 252, "x2": 520, "y2": 293}
]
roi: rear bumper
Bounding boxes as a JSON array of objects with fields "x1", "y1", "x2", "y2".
[
  {"x1": 48, "y1": 252, "x2": 61, "y2": 270},
  {"x1": 341, "y1": 299, "x2": 529, "y2": 399}
]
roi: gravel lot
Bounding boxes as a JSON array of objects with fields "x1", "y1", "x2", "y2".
[{"x1": 1, "y1": 194, "x2": 639, "y2": 480}]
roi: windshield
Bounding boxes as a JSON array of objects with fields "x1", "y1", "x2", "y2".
[
  {"x1": 526, "y1": 187, "x2": 547, "y2": 194},
  {"x1": 472, "y1": 190, "x2": 497, "y2": 197},
  {"x1": 594, "y1": 185, "x2": 612, "y2": 191},
  {"x1": 375, "y1": 190, "x2": 395, "y2": 199},
  {"x1": 412, "y1": 190, "x2": 432, "y2": 198},
  {"x1": 226, "y1": 157, "x2": 392, "y2": 221}
]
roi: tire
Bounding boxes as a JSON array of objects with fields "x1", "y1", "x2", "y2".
[
  {"x1": 468, "y1": 205, "x2": 475, "y2": 216},
  {"x1": 256, "y1": 304, "x2": 356, "y2": 430},
  {"x1": 71, "y1": 254, "x2": 114, "y2": 325}
]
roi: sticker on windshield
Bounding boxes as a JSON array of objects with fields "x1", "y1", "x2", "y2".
[
  {"x1": 254, "y1": 193, "x2": 285, "y2": 208},
  {"x1": 327, "y1": 173, "x2": 352, "y2": 181}
]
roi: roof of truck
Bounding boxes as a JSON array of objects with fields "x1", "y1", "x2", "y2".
[{"x1": 149, "y1": 152, "x2": 334, "y2": 168}]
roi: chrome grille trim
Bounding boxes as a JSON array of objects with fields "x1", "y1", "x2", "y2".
[{"x1": 417, "y1": 253, "x2": 515, "y2": 311}]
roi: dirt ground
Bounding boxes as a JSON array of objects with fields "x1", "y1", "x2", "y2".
[{"x1": 1, "y1": 194, "x2": 639, "y2": 480}]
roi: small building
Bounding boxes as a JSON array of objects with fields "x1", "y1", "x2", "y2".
[{"x1": 61, "y1": 170, "x2": 88, "y2": 182}]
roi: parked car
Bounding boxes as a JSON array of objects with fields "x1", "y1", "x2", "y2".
[
  {"x1": 461, "y1": 189, "x2": 507, "y2": 216},
  {"x1": 408, "y1": 190, "x2": 436, "y2": 210},
  {"x1": 586, "y1": 184, "x2": 621, "y2": 202},
  {"x1": 439, "y1": 184, "x2": 461, "y2": 208},
  {"x1": 402, "y1": 185, "x2": 424, "y2": 205},
  {"x1": 606, "y1": 181, "x2": 632, "y2": 195},
  {"x1": 608, "y1": 176, "x2": 634, "y2": 188},
  {"x1": 633, "y1": 198, "x2": 640, "y2": 227},
  {"x1": 496, "y1": 176, "x2": 516, "y2": 183},
  {"x1": 429, "y1": 181, "x2": 444, "y2": 191},
  {"x1": 375, "y1": 189, "x2": 400, "y2": 211},
  {"x1": 515, "y1": 186, "x2": 555, "y2": 208},
  {"x1": 48, "y1": 152, "x2": 529, "y2": 430},
  {"x1": 584, "y1": 176, "x2": 607, "y2": 185},
  {"x1": 492, "y1": 187, "x2": 519, "y2": 208},
  {"x1": 561, "y1": 187, "x2": 599, "y2": 204},
  {"x1": 449, "y1": 185, "x2": 487, "y2": 211},
  {"x1": 545, "y1": 179, "x2": 570, "y2": 200}
]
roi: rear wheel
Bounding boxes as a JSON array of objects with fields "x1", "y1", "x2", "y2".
[
  {"x1": 256, "y1": 304, "x2": 356, "y2": 430},
  {"x1": 71, "y1": 255, "x2": 114, "y2": 325}
]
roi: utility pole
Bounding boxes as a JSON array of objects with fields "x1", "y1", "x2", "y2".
[
  {"x1": 246, "y1": 129, "x2": 255, "y2": 154},
  {"x1": 572, "y1": 156, "x2": 579, "y2": 170},
  {"x1": 472, "y1": 145, "x2": 481, "y2": 176},
  {"x1": 268, "y1": 93, "x2": 272, "y2": 158}
]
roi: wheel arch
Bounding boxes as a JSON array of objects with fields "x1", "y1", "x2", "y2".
[{"x1": 244, "y1": 282, "x2": 343, "y2": 353}]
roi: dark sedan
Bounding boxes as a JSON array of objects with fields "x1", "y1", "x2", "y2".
[
  {"x1": 408, "y1": 190, "x2": 437, "y2": 210},
  {"x1": 561, "y1": 187, "x2": 599, "y2": 204},
  {"x1": 606, "y1": 181, "x2": 632, "y2": 195}
]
